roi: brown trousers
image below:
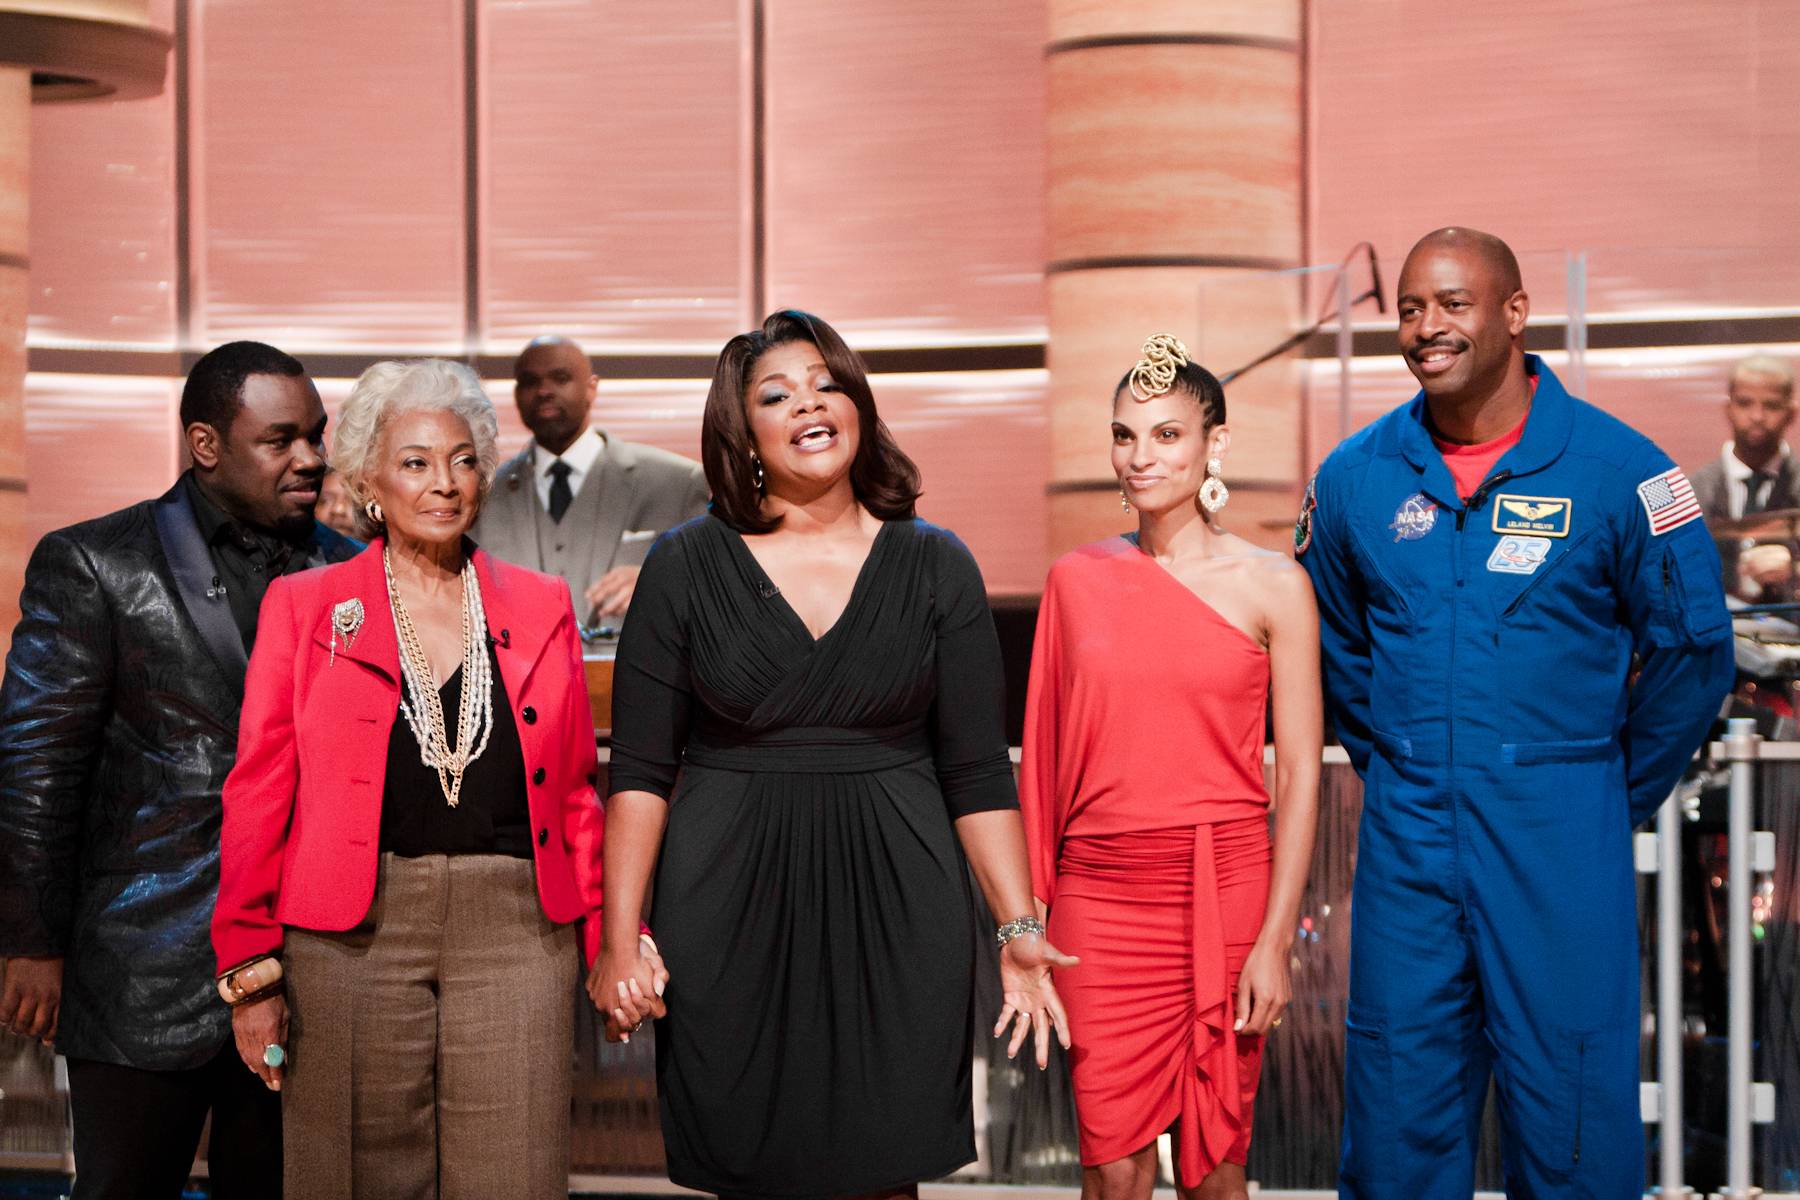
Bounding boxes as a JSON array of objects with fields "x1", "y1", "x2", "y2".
[{"x1": 283, "y1": 853, "x2": 580, "y2": 1200}]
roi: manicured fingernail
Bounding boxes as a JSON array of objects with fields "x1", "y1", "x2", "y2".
[
  {"x1": 1234, "y1": 1018, "x2": 1245, "y2": 1031},
  {"x1": 654, "y1": 978, "x2": 665, "y2": 997}
]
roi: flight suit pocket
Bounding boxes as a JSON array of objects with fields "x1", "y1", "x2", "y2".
[
  {"x1": 1342, "y1": 1016, "x2": 1398, "y2": 1183},
  {"x1": 1542, "y1": 1030, "x2": 1596, "y2": 1179},
  {"x1": 1502, "y1": 736, "x2": 1613, "y2": 765},
  {"x1": 1662, "y1": 538, "x2": 1731, "y2": 644}
]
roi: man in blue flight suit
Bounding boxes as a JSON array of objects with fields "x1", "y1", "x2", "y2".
[{"x1": 1297, "y1": 227, "x2": 1733, "y2": 1198}]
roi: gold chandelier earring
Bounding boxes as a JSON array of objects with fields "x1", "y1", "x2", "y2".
[
  {"x1": 1199, "y1": 457, "x2": 1229, "y2": 514},
  {"x1": 1120, "y1": 487, "x2": 1131, "y2": 513}
]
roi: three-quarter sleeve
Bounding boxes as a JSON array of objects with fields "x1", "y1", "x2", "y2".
[
  {"x1": 607, "y1": 531, "x2": 694, "y2": 799},
  {"x1": 1016, "y1": 564, "x2": 1066, "y2": 909},
  {"x1": 928, "y1": 531, "x2": 1018, "y2": 818}
]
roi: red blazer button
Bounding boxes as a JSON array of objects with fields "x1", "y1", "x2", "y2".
[
  {"x1": 522, "y1": 706, "x2": 537, "y2": 724},
  {"x1": 537, "y1": 827, "x2": 549, "y2": 846},
  {"x1": 532, "y1": 767, "x2": 546, "y2": 784}
]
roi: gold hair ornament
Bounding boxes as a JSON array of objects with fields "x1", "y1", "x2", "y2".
[{"x1": 1128, "y1": 334, "x2": 1191, "y2": 402}]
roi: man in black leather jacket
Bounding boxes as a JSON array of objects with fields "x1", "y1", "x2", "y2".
[{"x1": 0, "y1": 341, "x2": 359, "y2": 1199}]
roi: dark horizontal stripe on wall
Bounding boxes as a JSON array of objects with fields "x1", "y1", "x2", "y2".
[
  {"x1": 1303, "y1": 314, "x2": 1800, "y2": 360},
  {"x1": 28, "y1": 343, "x2": 1049, "y2": 380},
  {"x1": 1046, "y1": 33, "x2": 1300, "y2": 57},
  {"x1": 1048, "y1": 254, "x2": 1296, "y2": 275},
  {"x1": 0, "y1": 476, "x2": 27, "y2": 494},
  {"x1": 1047, "y1": 477, "x2": 1292, "y2": 496},
  {"x1": 0, "y1": 252, "x2": 28, "y2": 271}
]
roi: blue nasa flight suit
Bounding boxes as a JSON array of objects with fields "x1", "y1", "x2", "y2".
[{"x1": 1298, "y1": 357, "x2": 1733, "y2": 1199}]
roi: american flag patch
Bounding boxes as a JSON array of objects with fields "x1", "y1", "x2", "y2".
[{"x1": 1636, "y1": 467, "x2": 1702, "y2": 536}]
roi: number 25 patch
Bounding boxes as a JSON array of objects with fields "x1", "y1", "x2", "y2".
[{"x1": 1488, "y1": 535, "x2": 1552, "y2": 575}]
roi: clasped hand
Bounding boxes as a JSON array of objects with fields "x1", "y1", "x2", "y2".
[
  {"x1": 993, "y1": 933, "x2": 1078, "y2": 1069},
  {"x1": 587, "y1": 933, "x2": 670, "y2": 1042}
]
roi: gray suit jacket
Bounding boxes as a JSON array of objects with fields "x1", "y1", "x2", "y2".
[
  {"x1": 1690, "y1": 452, "x2": 1800, "y2": 523},
  {"x1": 471, "y1": 430, "x2": 709, "y2": 612}
]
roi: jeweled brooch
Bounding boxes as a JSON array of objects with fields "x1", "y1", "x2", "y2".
[{"x1": 329, "y1": 597, "x2": 365, "y2": 666}]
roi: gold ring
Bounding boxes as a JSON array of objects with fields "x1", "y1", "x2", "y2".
[{"x1": 1272, "y1": 1017, "x2": 1284, "y2": 1029}]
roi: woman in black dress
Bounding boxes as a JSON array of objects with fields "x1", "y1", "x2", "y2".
[{"x1": 591, "y1": 310, "x2": 1075, "y2": 1198}]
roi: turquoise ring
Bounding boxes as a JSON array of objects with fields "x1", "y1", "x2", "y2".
[{"x1": 262, "y1": 1043, "x2": 285, "y2": 1069}]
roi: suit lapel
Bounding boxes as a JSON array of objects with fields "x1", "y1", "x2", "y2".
[
  {"x1": 309, "y1": 542, "x2": 400, "y2": 682},
  {"x1": 474, "y1": 549, "x2": 556, "y2": 701},
  {"x1": 578, "y1": 432, "x2": 634, "y2": 582},
  {"x1": 152, "y1": 481, "x2": 250, "y2": 688}
]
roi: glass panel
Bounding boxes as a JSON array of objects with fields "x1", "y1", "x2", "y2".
[
  {"x1": 478, "y1": 0, "x2": 747, "y2": 352},
  {"x1": 764, "y1": 0, "x2": 1048, "y2": 347},
  {"x1": 27, "y1": 0, "x2": 177, "y2": 347},
  {"x1": 189, "y1": 0, "x2": 466, "y2": 350},
  {"x1": 24, "y1": 374, "x2": 179, "y2": 542}
]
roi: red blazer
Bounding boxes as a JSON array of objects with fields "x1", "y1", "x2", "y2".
[{"x1": 212, "y1": 541, "x2": 605, "y2": 971}]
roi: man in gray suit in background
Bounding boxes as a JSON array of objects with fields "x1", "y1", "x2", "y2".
[
  {"x1": 473, "y1": 336, "x2": 709, "y2": 623},
  {"x1": 1690, "y1": 354, "x2": 1798, "y2": 599}
]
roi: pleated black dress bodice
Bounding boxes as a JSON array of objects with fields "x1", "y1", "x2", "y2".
[{"x1": 609, "y1": 514, "x2": 1017, "y2": 1199}]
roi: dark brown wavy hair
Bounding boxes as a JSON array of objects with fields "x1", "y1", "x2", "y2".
[{"x1": 702, "y1": 310, "x2": 922, "y2": 534}]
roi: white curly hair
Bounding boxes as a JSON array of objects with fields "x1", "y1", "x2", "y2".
[{"x1": 330, "y1": 358, "x2": 501, "y2": 533}]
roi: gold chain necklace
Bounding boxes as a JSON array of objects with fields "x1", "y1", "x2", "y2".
[{"x1": 384, "y1": 547, "x2": 494, "y2": 808}]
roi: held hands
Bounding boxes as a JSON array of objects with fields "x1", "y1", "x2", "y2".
[
  {"x1": 588, "y1": 932, "x2": 670, "y2": 1043},
  {"x1": 994, "y1": 933, "x2": 1078, "y2": 1069},
  {"x1": 584, "y1": 566, "x2": 643, "y2": 622},
  {"x1": 1234, "y1": 936, "x2": 1291, "y2": 1037},
  {"x1": 231, "y1": 993, "x2": 289, "y2": 1090},
  {"x1": 0, "y1": 956, "x2": 62, "y2": 1045}
]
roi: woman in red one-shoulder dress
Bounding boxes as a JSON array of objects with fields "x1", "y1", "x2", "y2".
[{"x1": 1020, "y1": 335, "x2": 1322, "y2": 1200}]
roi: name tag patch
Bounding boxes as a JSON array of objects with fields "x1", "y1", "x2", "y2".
[
  {"x1": 1488, "y1": 535, "x2": 1553, "y2": 575},
  {"x1": 1492, "y1": 494, "x2": 1573, "y2": 538}
]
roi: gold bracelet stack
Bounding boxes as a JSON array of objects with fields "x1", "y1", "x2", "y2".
[{"x1": 216, "y1": 956, "x2": 285, "y2": 1007}]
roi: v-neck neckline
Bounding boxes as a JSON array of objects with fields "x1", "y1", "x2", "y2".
[
  {"x1": 725, "y1": 517, "x2": 896, "y2": 645},
  {"x1": 1117, "y1": 533, "x2": 1267, "y2": 656}
]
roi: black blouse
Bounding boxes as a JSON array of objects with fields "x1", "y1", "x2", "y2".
[{"x1": 379, "y1": 638, "x2": 532, "y2": 858}]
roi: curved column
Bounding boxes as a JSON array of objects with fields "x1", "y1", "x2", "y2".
[
  {"x1": 1046, "y1": 1, "x2": 1304, "y2": 556},
  {"x1": 0, "y1": 3, "x2": 167, "y2": 656}
]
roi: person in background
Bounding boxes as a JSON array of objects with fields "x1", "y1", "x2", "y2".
[
  {"x1": 316, "y1": 466, "x2": 362, "y2": 540},
  {"x1": 594, "y1": 310, "x2": 1073, "y2": 1197},
  {"x1": 1690, "y1": 354, "x2": 1799, "y2": 599},
  {"x1": 212, "y1": 358, "x2": 659, "y2": 1197},
  {"x1": 0, "y1": 341, "x2": 358, "y2": 1199},
  {"x1": 1300, "y1": 227, "x2": 1732, "y2": 1198},
  {"x1": 471, "y1": 335, "x2": 709, "y2": 626},
  {"x1": 1019, "y1": 335, "x2": 1321, "y2": 1200}
]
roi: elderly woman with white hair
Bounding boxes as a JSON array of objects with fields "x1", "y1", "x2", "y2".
[{"x1": 211, "y1": 358, "x2": 661, "y2": 1197}]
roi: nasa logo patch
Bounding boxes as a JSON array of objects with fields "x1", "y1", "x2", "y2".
[{"x1": 1389, "y1": 493, "x2": 1438, "y2": 542}]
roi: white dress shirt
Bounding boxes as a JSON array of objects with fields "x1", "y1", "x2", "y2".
[
  {"x1": 1721, "y1": 440, "x2": 1791, "y2": 518},
  {"x1": 532, "y1": 427, "x2": 605, "y2": 511}
]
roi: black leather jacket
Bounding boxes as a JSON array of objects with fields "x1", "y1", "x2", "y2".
[{"x1": 0, "y1": 477, "x2": 358, "y2": 1069}]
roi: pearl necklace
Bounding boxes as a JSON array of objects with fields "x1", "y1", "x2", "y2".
[{"x1": 384, "y1": 547, "x2": 494, "y2": 808}]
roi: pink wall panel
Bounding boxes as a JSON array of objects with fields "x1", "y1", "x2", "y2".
[
  {"x1": 870, "y1": 370, "x2": 1049, "y2": 594},
  {"x1": 1309, "y1": 1, "x2": 1800, "y2": 315},
  {"x1": 27, "y1": 0, "x2": 176, "y2": 346},
  {"x1": 24, "y1": 374, "x2": 179, "y2": 541},
  {"x1": 764, "y1": 0, "x2": 1048, "y2": 347},
  {"x1": 479, "y1": 0, "x2": 747, "y2": 351},
  {"x1": 189, "y1": 0, "x2": 466, "y2": 350}
]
